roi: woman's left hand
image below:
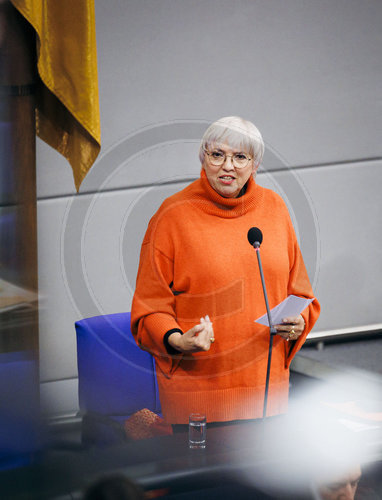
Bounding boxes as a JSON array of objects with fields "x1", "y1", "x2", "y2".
[{"x1": 275, "y1": 314, "x2": 305, "y2": 341}]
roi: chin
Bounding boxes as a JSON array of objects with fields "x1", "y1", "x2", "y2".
[
  {"x1": 213, "y1": 181, "x2": 240, "y2": 198},
  {"x1": 221, "y1": 186, "x2": 239, "y2": 197}
]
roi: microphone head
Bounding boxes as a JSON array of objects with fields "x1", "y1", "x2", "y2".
[{"x1": 247, "y1": 227, "x2": 263, "y2": 247}]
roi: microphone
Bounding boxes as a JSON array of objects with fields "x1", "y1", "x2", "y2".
[
  {"x1": 247, "y1": 227, "x2": 263, "y2": 248},
  {"x1": 247, "y1": 226, "x2": 276, "y2": 419}
]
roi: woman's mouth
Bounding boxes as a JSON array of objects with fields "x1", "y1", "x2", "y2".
[{"x1": 219, "y1": 175, "x2": 235, "y2": 185}]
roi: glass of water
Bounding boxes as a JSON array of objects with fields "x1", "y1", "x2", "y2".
[{"x1": 188, "y1": 413, "x2": 206, "y2": 449}]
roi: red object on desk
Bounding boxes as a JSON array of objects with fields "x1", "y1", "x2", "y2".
[{"x1": 124, "y1": 409, "x2": 173, "y2": 440}]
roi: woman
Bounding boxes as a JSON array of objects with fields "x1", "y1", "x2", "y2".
[{"x1": 131, "y1": 116, "x2": 320, "y2": 424}]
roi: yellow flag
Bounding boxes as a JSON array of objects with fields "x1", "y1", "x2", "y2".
[{"x1": 10, "y1": 0, "x2": 101, "y2": 191}]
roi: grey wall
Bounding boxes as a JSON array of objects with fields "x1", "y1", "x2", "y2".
[{"x1": 37, "y1": 0, "x2": 382, "y2": 417}]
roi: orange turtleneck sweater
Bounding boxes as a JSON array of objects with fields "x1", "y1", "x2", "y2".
[{"x1": 131, "y1": 170, "x2": 320, "y2": 424}]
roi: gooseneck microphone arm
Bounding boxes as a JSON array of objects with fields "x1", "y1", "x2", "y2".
[
  {"x1": 253, "y1": 242, "x2": 274, "y2": 332},
  {"x1": 247, "y1": 227, "x2": 277, "y2": 419}
]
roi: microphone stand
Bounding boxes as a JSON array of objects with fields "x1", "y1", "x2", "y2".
[{"x1": 253, "y1": 241, "x2": 277, "y2": 419}]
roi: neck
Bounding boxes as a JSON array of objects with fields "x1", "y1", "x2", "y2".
[
  {"x1": 237, "y1": 183, "x2": 248, "y2": 198},
  {"x1": 189, "y1": 169, "x2": 262, "y2": 218}
]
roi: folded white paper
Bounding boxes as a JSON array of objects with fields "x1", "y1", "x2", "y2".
[{"x1": 254, "y1": 294, "x2": 314, "y2": 326}]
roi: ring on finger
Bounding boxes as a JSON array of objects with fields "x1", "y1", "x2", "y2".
[{"x1": 210, "y1": 338, "x2": 215, "y2": 343}]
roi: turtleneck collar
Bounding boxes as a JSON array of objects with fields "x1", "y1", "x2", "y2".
[{"x1": 188, "y1": 169, "x2": 263, "y2": 218}]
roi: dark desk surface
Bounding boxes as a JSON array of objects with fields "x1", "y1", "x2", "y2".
[
  {"x1": 0, "y1": 419, "x2": 278, "y2": 499},
  {"x1": 1, "y1": 415, "x2": 381, "y2": 500}
]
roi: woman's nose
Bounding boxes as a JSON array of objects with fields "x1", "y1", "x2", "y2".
[{"x1": 222, "y1": 155, "x2": 235, "y2": 170}]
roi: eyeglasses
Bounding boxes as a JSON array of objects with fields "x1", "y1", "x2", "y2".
[{"x1": 204, "y1": 148, "x2": 252, "y2": 169}]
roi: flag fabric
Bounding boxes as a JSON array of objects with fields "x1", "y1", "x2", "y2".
[{"x1": 10, "y1": 0, "x2": 101, "y2": 191}]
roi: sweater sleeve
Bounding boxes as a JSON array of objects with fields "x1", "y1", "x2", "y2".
[
  {"x1": 285, "y1": 220, "x2": 321, "y2": 367},
  {"x1": 131, "y1": 215, "x2": 183, "y2": 378}
]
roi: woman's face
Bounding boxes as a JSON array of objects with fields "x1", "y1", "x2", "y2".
[{"x1": 202, "y1": 143, "x2": 257, "y2": 198}]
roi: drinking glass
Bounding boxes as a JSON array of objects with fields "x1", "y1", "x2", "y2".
[{"x1": 188, "y1": 413, "x2": 206, "y2": 449}]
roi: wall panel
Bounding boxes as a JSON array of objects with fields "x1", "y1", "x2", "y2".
[{"x1": 36, "y1": 0, "x2": 382, "y2": 198}]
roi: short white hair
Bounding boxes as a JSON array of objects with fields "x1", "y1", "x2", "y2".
[{"x1": 199, "y1": 116, "x2": 264, "y2": 166}]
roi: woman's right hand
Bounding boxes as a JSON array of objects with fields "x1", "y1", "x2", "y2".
[{"x1": 168, "y1": 315, "x2": 214, "y2": 353}]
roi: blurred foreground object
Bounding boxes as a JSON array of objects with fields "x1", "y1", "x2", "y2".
[
  {"x1": 316, "y1": 463, "x2": 361, "y2": 500},
  {"x1": 237, "y1": 369, "x2": 382, "y2": 498},
  {"x1": 0, "y1": 351, "x2": 41, "y2": 470},
  {"x1": 84, "y1": 474, "x2": 145, "y2": 500},
  {"x1": 0, "y1": 0, "x2": 41, "y2": 471}
]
